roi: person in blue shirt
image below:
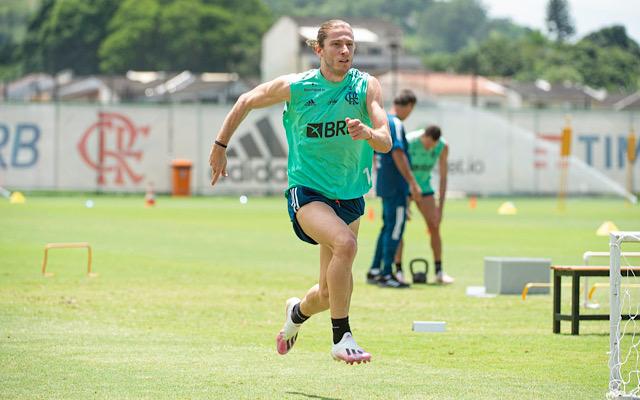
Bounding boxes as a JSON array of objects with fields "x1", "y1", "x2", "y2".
[{"x1": 367, "y1": 89, "x2": 421, "y2": 288}]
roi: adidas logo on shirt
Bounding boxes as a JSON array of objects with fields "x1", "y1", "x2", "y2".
[{"x1": 304, "y1": 99, "x2": 316, "y2": 107}]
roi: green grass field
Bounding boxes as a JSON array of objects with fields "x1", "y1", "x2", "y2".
[{"x1": 1, "y1": 195, "x2": 638, "y2": 399}]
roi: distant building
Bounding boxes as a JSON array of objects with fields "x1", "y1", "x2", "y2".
[
  {"x1": 500, "y1": 80, "x2": 640, "y2": 110},
  {"x1": 374, "y1": 72, "x2": 640, "y2": 110},
  {"x1": 1, "y1": 71, "x2": 249, "y2": 104},
  {"x1": 377, "y1": 71, "x2": 511, "y2": 108},
  {"x1": 2, "y1": 73, "x2": 56, "y2": 102},
  {"x1": 132, "y1": 71, "x2": 249, "y2": 104},
  {"x1": 502, "y1": 80, "x2": 597, "y2": 109},
  {"x1": 261, "y1": 16, "x2": 422, "y2": 82},
  {"x1": 594, "y1": 90, "x2": 640, "y2": 111}
]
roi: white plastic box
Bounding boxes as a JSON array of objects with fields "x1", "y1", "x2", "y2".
[{"x1": 484, "y1": 257, "x2": 551, "y2": 295}]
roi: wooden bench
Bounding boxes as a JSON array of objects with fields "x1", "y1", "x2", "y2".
[{"x1": 552, "y1": 265, "x2": 640, "y2": 335}]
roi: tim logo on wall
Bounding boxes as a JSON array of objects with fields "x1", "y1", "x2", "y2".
[{"x1": 77, "y1": 112, "x2": 149, "y2": 185}]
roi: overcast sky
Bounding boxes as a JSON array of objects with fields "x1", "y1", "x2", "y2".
[{"x1": 481, "y1": 0, "x2": 640, "y2": 42}]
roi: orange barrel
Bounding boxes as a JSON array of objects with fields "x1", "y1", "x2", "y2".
[{"x1": 171, "y1": 159, "x2": 193, "y2": 196}]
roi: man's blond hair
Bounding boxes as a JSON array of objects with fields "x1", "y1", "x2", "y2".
[{"x1": 305, "y1": 19, "x2": 353, "y2": 50}]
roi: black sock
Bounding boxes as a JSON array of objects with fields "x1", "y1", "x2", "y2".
[
  {"x1": 395, "y1": 262, "x2": 403, "y2": 273},
  {"x1": 331, "y1": 317, "x2": 351, "y2": 344},
  {"x1": 435, "y1": 260, "x2": 442, "y2": 274},
  {"x1": 291, "y1": 303, "x2": 309, "y2": 324}
]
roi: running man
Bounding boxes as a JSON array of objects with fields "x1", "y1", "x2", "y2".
[
  {"x1": 209, "y1": 19, "x2": 391, "y2": 364},
  {"x1": 407, "y1": 125, "x2": 454, "y2": 284},
  {"x1": 367, "y1": 89, "x2": 420, "y2": 288}
]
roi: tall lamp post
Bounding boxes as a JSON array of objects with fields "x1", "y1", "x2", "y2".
[
  {"x1": 389, "y1": 40, "x2": 399, "y2": 99},
  {"x1": 471, "y1": 54, "x2": 478, "y2": 107}
]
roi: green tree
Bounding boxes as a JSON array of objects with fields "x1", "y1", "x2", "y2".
[
  {"x1": 416, "y1": 0, "x2": 487, "y2": 53},
  {"x1": 539, "y1": 64, "x2": 582, "y2": 84},
  {"x1": 99, "y1": 0, "x2": 270, "y2": 75},
  {"x1": 533, "y1": 42, "x2": 582, "y2": 83},
  {"x1": 475, "y1": 33, "x2": 525, "y2": 77},
  {"x1": 98, "y1": 0, "x2": 163, "y2": 73},
  {"x1": 572, "y1": 40, "x2": 639, "y2": 90},
  {"x1": 0, "y1": 37, "x2": 21, "y2": 80},
  {"x1": 0, "y1": 0, "x2": 36, "y2": 42},
  {"x1": 443, "y1": 32, "x2": 535, "y2": 78},
  {"x1": 18, "y1": 0, "x2": 54, "y2": 74},
  {"x1": 0, "y1": 0, "x2": 39, "y2": 79},
  {"x1": 581, "y1": 25, "x2": 640, "y2": 59},
  {"x1": 262, "y1": 0, "x2": 429, "y2": 34},
  {"x1": 511, "y1": 30, "x2": 551, "y2": 81},
  {"x1": 17, "y1": 0, "x2": 270, "y2": 77},
  {"x1": 21, "y1": 0, "x2": 119, "y2": 74},
  {"x1": 546, "y1": 0, "x2": 574, "y2": 42},
  {"x1": 422, "y1": 52, "x2": 455, "y2": 72},
  {"x1": 478, "y1": 17, "x2": 530, "y2": 40},
  {"x1": 451, "y1": 45, "x2": 480, "y2": 74}
]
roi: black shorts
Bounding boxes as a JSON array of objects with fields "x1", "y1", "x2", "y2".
[{"x1": 286, "y1": 186, "x2": 365, "y2": 245}]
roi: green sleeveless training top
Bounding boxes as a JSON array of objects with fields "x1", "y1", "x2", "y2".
[
  {"x1": 283, "y1": 68, "x2": 373, "y2": 199},
  {"x1": 408, "y1": 136, "x2": 446, "y2": 192}
]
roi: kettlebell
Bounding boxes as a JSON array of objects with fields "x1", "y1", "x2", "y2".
[{"x1": 409, "y1": 258, "x2": 429, "y2": 284}]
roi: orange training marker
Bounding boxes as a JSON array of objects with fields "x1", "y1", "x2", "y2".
[
  {"x1": 367, "y1": 207, "x2": 375, "y2": 221},
  {"x1": 469, "y1": 196, "x2": 477, "y2": 209},
  {"x1": 145, "y1": 182, "x2": 156, "y2": 207}
]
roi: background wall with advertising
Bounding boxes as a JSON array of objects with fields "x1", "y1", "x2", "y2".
[{"x1": 1, "y1": 103, "x2": 637, "y2": 198}]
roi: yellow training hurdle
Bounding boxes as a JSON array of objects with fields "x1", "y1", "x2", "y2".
[
  {"x1": 522, "y1": 282, "x2": 572, "y2": 300},
  {"x1": 41, "y1": 242, "x2": 95, "y2": 277},
  {"x1": 588, "y1": 282, "x2": 640, "y2": 300}
]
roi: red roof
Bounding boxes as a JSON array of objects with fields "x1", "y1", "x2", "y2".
[{"x1": 378, "y1": 71, "x2": 506, "y2": 97}]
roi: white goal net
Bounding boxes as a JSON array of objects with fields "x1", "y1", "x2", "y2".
[{"x1": 608, "y1": 232, "x2": 640, "y2": 400}]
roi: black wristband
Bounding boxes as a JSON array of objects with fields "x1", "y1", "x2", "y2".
[{"x1": 214, "y1": 140, "x2": 228, "y2": 149}]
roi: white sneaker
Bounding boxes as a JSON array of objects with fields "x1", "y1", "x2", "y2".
[
  {"x1": 395, "y1": 271, "x2": 406, "y2": 284},
  {"x1": 366, "y1": 269, "x2": 381, "y2": 285},
  {"x1": 331, "y1": 332, "x2": 371, "y2": 365},
  {"x1": 436, "y1": 272, "x2": 455, "y2": 285},
  {"x1": 276, "y1": 297, "x2": 301, "y2": 355}
]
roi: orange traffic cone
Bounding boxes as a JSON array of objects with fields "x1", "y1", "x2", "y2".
[
  {"x1": 145, "y1": 182, "x2": 156, "y2": 207},
  {"x1": 367, "y1": 207, "x2": 375, "y2": 221},
  {"x1": 469, "y1": 196, "x2": 477, "y2": 210}
]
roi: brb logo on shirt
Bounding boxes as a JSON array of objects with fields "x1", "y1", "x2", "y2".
[{"x1": 306, "y1": 121, "x2": 349, "y2": 138}]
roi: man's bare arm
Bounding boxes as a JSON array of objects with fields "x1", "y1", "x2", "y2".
[
  {"x1": 391, "y1": 149, "x2": 421, "y2": 202},
  {"x1": 209, "y1": 76, "x2": 291, "y2": 186},
  {"x1": 437, "y1": 144, "x2": 449, "y2": 217},
  {"x1": 215, "y1": 77, "x2": 290, "y2": 145},
  {"x1": 345, "y1": 76, "x2": 391, "y2": 153}
]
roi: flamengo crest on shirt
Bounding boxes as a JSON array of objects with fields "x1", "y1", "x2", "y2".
[{"x1": 344, "y1": 88, "x2": 359, "y2": 105}]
